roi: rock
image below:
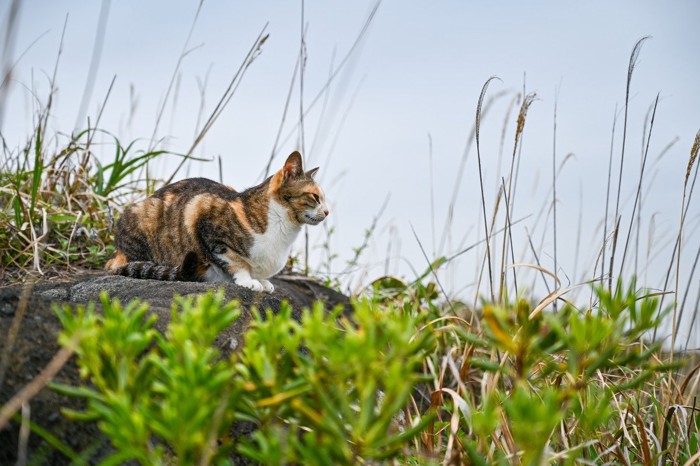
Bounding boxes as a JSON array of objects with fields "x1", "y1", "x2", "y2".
[{"x1": 0, "y1": 272, "x2": 350, "y2": 465}]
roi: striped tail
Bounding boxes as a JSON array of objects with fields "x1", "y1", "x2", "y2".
[{"x1": 112, "y1": 252, "x2": 202, "y2": 282}]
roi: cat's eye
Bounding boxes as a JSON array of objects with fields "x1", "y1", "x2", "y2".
[{"x1": 310, "y1": 193, "x2": 320, "y2": 203}]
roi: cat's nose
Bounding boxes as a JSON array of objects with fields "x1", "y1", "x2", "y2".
[{"x1": 323, "y1": 208, "x2": 330, "y2": 217}]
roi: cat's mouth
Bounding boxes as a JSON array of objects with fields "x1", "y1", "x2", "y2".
[{"x1": 304, "y1": 213, "x2": 326, "y2": 225}]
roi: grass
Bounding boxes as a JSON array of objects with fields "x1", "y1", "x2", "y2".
[
  {"x1": 1, "y1": 5, "x2": 700, "y2": 465},
  {"x1": 0, "y1": 124, "x2": 171, "y2": 281},
  {"x1": 17, "y1": 275, "x2": 696, "y2": 464}
]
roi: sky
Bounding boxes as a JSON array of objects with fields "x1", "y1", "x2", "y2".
[{"x1": 2, "y1": 1, "x2": 700, "y2": 345}]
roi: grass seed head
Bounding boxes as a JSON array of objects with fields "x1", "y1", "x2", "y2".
[
  {"x1": 686, "y1": 129, "x2": 700, "y2": 186},
  {"x1": 514, "y1": 92, "x2": 537, "y2": 151}
]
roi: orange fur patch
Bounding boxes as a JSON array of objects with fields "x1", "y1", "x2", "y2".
[
  {"x1": 305, "y1": 185, "x2": 322, "y2": 197},
  {"x1": 269, "y1": 172, "x2": 284, "y2": 193},
  {"x1": 222, "y1": 250, "x2": 251, "y2": 274},
  {"x1": 229, "y1": 199, "x2": 251, "y2": 230},
  {"x1": 105, "y1": 251, "x2": 128, "y2": 270},
  {"x1": 139, "y1": 198, "x2": 163, "y2": 239},
  {"x1": 183, "y1": 194, "x2": 212, "y2": 235}
]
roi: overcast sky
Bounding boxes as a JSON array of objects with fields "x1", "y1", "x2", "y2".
[{"x1": 2, "y1": 1, "x2": 700, "y2": 344}]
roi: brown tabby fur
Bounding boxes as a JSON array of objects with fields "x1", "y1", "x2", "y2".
[{"x1": 106, "y1": 152, "x2": 328, "y2": 291}]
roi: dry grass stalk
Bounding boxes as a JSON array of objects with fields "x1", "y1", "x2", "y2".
[
  {"x1": 618, "y1": 94, "x2": 659, "y2": 278},
  {"x1": 673, "y1": 128, "x2": 700, "y2": 354},
  {"x1": 686, "y1": 130, "x2": 700, "y2": 186},
  {"x1": 17, "y1": 403, "x2": 30, "y2": 466},
  {"x1": 275, "y1": 1, "x2": 382, "y2": 153},
  {"x1": 609, "y1": 36, "x2": 650, "y2": 289},
  {"x1": 500, "y1": 92, "x2": 536, "y2": 300},
  {"x1": 147, "y1": 0, "x2": 204, "y2": 152},
  {"x1": 472, "y1": 188, "x2": 503, "y2": 311},
  {"x1": 475, "y1": 77, "x2": 501, "y2": 303},
  {"x1": 0, "y1": 340, "x2": 77, "y2": 430},
  {"x1": 438, "y1": 89, "x2": 507, "y2": 256},
  {"x1": 165, "y1": 25, "x2": 270, "y2": 185}
]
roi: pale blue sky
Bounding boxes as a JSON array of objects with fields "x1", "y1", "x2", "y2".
[{"x1": 3, "y1": 1, "x2": 700, "y2": 343}]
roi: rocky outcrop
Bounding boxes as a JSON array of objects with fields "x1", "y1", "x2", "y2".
[{"x1": 0, "y1": 273, "x2": 350, "y2": 465}]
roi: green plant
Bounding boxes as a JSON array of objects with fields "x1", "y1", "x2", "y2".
[
  {"x1": 236, "y1": 300, "x2": 435, "y2": 464},
  {"x1": 53, "y1": 291, "x2": 436, "y2": 465},
  {"x1": 0, "y1": 126, "x2": 175, "y2": 278},
  {"x1": 54, "y1": 290, "x2": 241, "y2": 465},
  {"x1": 396, "y1": 277, "x2": 684, "y2": 465}
]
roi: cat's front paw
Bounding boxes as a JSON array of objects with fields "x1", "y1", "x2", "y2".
[
  {"x1": 260, "y1": 279, "x2": 275, "y2": 293},
  {"x1": 236, "y1": 278, "x2": 264, "y2": 292}
]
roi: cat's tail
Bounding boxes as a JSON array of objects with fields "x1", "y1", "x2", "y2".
[{"x1": 111, "y1": 252, "x2": 203, "y2": 281}]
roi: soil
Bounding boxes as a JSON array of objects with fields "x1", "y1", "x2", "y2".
[{"x1": 0, "y1": 271, "x2": 350, "y2": 465}]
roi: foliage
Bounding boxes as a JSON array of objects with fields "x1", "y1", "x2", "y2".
[
  {"x1": 53, "y1": 291, "x2": 434, "y2": 465},
  {"x1": 49, "y1": 277, "x2": 696, "y2": 465},
  {"x1": 370, "y1": 275, "x2": 690, "y2": 465},
  {"x1": 54, "y1": 291, "x2": 241, "y2": 465},
  {"x1": 236, "y1": 300, "x2": 434, "y2": 464},
  {"x1": 3, "y1": 26, "x2": 698, "y2": 466},
  {"x1": 0, "y1": 126, "x2": 170, "y2": 279}
]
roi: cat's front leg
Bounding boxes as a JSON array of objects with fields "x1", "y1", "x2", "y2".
[
  {"x1": 259, "y1": 279, "x2": 275, "y2": 293},
  {"x1": 211, "y1": 249, "x2": 266, "y2": 292},
  {"x1": 232, "y1": 268, "x2": 264, "y2": 292}
]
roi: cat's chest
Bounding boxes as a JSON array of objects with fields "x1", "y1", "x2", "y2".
[{"x1": 248, "y1": 201, "x2": 301, "y2": 278}]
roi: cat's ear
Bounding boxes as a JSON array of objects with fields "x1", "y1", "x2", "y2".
[
  {"x1": 283, "y1": 151, "x2": 304, "y2": 179},
  {"x1": 306, "y1": 167, "x2": 319, "y2": 179}
]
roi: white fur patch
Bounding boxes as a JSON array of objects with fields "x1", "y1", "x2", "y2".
[
  {"x1": 248, "y1": 199, "x2": 301, "y2": 279},
  {"x1": 202, "y1": 263, "x2": 232, "y2": 282},
  {"x1": 233, "y1": 268, "x2": 264, "y2": 291}
]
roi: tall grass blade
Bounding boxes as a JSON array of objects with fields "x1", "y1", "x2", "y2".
[
  {"x1": 609, "y1": 36, "x2": 650, "y2": 289},
  {"x1": 438, "y1": 90, "x2": 506, "y2": 255},
  {"x1": 673, "y1": 129, "x2": 700, "y2": 352},
  {"x1": 276, "y1": 1, "x2": 382, "y2": 151},
  {"x1": 29, "y1": 124, "x2": 42, "y2": 214},
  {"x1": 475, "y1": 76, "x2": 500, "y2": 302},
  {"x1": 551, "y1": 85, "x2": 560, "y2": 309},
  {"x1": 263, "y1": 52, "x2": 300, "y2": 180},
  {"x1": 618, "y1": 94, "x2": 659, "y2": 278},
  {"x1": 147, "y1": 0, "x2": 203, "y2": 151},
  {"x1": 166, "y1": 24, "x2": 269, "y2": 185},
  {"x1": 73, "y1": 0, "x2": 111, "y2": 132},
  {"x1": 410, "y1": 224, "x2": 455, "y2": 315},
  {"x1": 0, "y1": 0, "x2": 21, "y2": 129},
  {"x1": 676, "y1": 240, "x2": 700, "y2": 339}
]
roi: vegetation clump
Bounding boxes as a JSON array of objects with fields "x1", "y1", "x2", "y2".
[
  {"x1": 0, "y1": 126, "x2": 170, "y2": 279},
  {"x1": 48, "y1": 279, "x2": 695, "y2": 465},
  {"x1": 54, "y1": 290, "x2": 434, "y2": 465},
  {"x1": 1, "y1": 12, "x2": 698, "y2": 465}
]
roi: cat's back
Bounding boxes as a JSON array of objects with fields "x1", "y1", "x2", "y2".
[
  {"x1": 114, "y1": 178, "x2": 238, "y2": 263},
  {"x1": 152, "y1": 177, "x2": 238, "y2": 202},
  {"x1": 125, "y1": 177, "x2": 239, "y2": 227}
]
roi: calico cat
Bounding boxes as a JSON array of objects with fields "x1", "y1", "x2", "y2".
[{"x1": 105, "y1": 151, "x2": 329, "y2": 292}]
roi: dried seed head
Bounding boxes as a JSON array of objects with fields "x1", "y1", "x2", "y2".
[
  {"x1": 626, "y1": 36, "x2": 650, "y2": 98},
  {"x1": 514, "y1": 92, "x2": 537, "y2": 152},
  {"x1": 686, "y1": 129, "x2": 700, "y2": 186}
]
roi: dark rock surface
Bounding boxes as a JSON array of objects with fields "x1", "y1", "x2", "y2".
[{"x1": 0, "y1": 273, "x2": 350, "y2": 465}]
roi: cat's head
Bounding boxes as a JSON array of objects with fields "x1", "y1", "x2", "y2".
[{"x1": 272, "y1": 151, "x2": 329, "y2": 225}]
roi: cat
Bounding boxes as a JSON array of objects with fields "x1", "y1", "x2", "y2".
[{"x1": 105, "y1": 151, "x2": 329, "y2": 292}]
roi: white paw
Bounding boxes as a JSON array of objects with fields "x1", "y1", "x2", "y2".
[
  {"x1": 236, "y1": 278, "x2": 264, "y2": 292},
  {"x1": 260, "y1": 279, "x2": 275, "y2": 293}
]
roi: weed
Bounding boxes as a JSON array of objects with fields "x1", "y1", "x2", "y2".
[
  {"x1": 53, "y1": 291, "x2": 241, "y2": 465},
  {"x1": 0, "y1": 126, "x2": 175, "y2": 280},
  {"x1": 52, "y1": 291, "x2": 434, "y2": 465}
]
